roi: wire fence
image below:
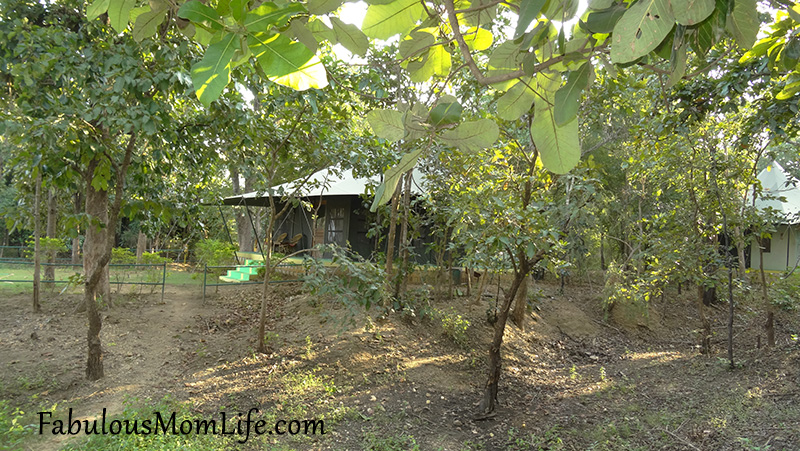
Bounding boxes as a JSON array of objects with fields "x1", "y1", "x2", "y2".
[{"x1": 0, "y1": 260, "x2": 168, "y2": 301}]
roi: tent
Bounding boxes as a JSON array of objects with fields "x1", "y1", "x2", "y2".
[
  {"x1": 750, "y1": 162, "x2": 800, "y2": 271},
  {"x1": 221, "y1": 168, "x2": 429, "y2": 261}
]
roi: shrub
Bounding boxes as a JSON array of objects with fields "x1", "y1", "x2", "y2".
[
  {"x1": 438, "y1": 308, "x2": 470, "y2": 346},
  {"x1": 194, "y1": 239, "x2": 236, "y2": 268},
  {"x1": 303, "y1": 244, "x2": 388, "y2": 325}
]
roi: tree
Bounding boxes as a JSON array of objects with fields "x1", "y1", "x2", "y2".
[{"x1": 1, "y1": 0, "x2": 195, "y2": 379}]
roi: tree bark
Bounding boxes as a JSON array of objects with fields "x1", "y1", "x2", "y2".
[
  {"x1": 394, "y1": 171, "x2": 413, "y2": 299},
  {"x1": 383, "y1": 182, "x2": 402, "y2": 304},
  {"x1": 759, "y1": 246, "x2": 774, "y2": 347},
  {"x1": 511, "y1": 273, "x2": 529, "y2": 330},
  {"x1": 45, "y1": 187, "x2": 57, "y2": 284},
  {"x1": 136, "y1": 231, "x2": 147, "y2": 263},
  {"x1": 84, "y1": 134, "x2": 136, "y2": 380},
  {"x1": 71, "y1": 192, "x2": 82, "y2": 265},
  {"x1": 33, "y1": 171, "x2": 42, "y2": 313},
  {"x1": 696, "y1": 284, "x2": 711, "y2": 354},
  {"x1": 257, "y1": 209, "x2": 276, "y2": 353},
  {"x1": 480, "y1": 254, "x2": 538, "y2": 415}
]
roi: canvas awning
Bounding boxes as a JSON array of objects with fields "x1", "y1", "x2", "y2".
[
  {"x1": 221, "y1": 168, "x2": 426, "y2": 207},
  {"x1": 754, "y1": 162, "x2": 800, "y2": 224}
]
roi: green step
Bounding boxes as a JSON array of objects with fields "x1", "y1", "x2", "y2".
[{"x1": 224, "y1": 270, "x2": 249, "y2": 281}]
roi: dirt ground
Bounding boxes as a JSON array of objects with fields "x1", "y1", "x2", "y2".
[{"x1": 1, "y1": 274, "x2": 800, "y2": 450}]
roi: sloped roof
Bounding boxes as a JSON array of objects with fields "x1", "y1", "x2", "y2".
[
  {"x1": 222, "y1": 168, "x2": 426, "y2": 206},
  {"x1": 754, "y1": 162, "x2": 800, "y2": 224}
]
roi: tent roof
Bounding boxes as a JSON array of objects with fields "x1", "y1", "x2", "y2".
[
  {"x1": 754, "y1": 162, "x2": 800, "y2": 224},
  {"x1": 221, "y1": 168, "x2": 426, "y2": 206}
]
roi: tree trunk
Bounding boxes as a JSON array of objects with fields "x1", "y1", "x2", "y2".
[
  {"x1": 759, "y1": 246, "x2": 774, "y2": 347},
  {"x1": 600, "y1": 234, "x2": 606, "y2": 271},
  {"x1": 45, "y1": 187, "x2": 57, "y2": 284},
  {"x1": 511, "y1": 273, "x2": 529, "y2": 330},
  {"x1": 33, "y1": 171, "x2": 42, "y2": 313},
  {"x1": 734, "y1": 226, "x2": 748, "y2": 281},
  {"x1": 71, "y1": 192, "x2": 82, "y2": 265},
  {"x1": 83, "y1": 134, "x2": 136, "y2": 380},
  {"x1": 696, "y1": 285, "x2": 711, "y2": 354},
  {"x1": 479, "y1": 255, "x2": 532, "y2": 415},
  {"x1": 394, "y1": 171, "x2": 413, "y2": 299},
  {"x1": 384, "y1": 182, "x2": 402, "y2": 303},
  {"x1": 136, "y1": 231, "x2": 147, "y2": 263},
  {"x1": 257, "y1": 211, "x2": 276, "y2": 353}
]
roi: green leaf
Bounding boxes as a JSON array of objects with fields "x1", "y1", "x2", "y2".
[
  {"x1": 362, "y1": 0, "x2": 425, "y2": 40},
  {"x1": 229, "y1": 0, "x2": 248, "y2": 22},
  {"x1": 108, "y1": 0, "x2": 136, "y2": 32},
  {"x1": 399, "y1": 30, "x2": 436, "y2": 59},
  {"x1": 463, "y1": 26, "x2": 494, "y2": 51},
  {"x1": 249, "y1": 32, "x2": 328, "y2": 90},
  {"x1": 307, "y1": 19, "x2": 337, "y2": 43},
  {"x1": 515, "y1": 0, "x2": 547, "y2": 38},
  {"x1": 690, "y1": 18, "x2": 714, "y2": 55},
  {"x1": 789, "y1": 3, "x2": 800, "y2": 23},
  {"x1": 554, "y1": 61, "x2": 591, "y2": 126},
  {"x1": 244, "y1": 2, "x2": 305, "y2": 33},
  {"x1": 531, "y1": 92, "x2": 580, "y2": 174},
  {"x1": 671, "y1": 0, "x2": 714, "y2": 26},
  {"x1": 330, "y1": 17, "x2": 369, "y2": 56},
  {"x1": 428, "y1": 101, "x2": 462, "y2": 126},
  {"x1": 667, "y1": 41, "x2": 688, "y2": 87},
  {"x1": 439, "y1": 119, "x2": 499, "y2": 152},
  {"x1": 727, "y1": 0, "x2": 759, "y2": 49},
  {"x1": 87, "y1": 0, "x2": 110, "y2": 21},
  {"x1": 289, "y1": 20, "x2": 319, "y2": 54},
  {"x1": 366, "y1": 109, "x2": 405, "y2": 141},
  {"x1": 496, "y1": 78, "x2": 536, "y2": 121},
  {"x1": 370, "y1": 148, "x2": 424, "y2": 212},
  {"x1": 178, "y1": 0, "x2": 223, "y2": 30},
  {"x1": 610, "y1": 0, "x2": 675, "y2": 64},
  {"x1": 133, "y1": 8, "x2": 168, "y2": 42},
  {"x1": 408, "y1": 45, "x2": 451, "y2": 82},
  {"x1": 308, "y1": 0, "x2": 343, "y2": 15},
  {"x1": 584, "y1": 5, "x2": 626, "y2": 34},
  {"x1": 191, "y1": 32, "x2": 238, "y2": 107}
]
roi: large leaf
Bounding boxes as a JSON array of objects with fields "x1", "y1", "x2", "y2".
[
  {"x1": 362, "y1": 0, "x2": 425, "y2": 40},
  {"x1": 531, "y1": 92, "x2": 580, "y2": 174},
  {"x1": 178, "y1": 0, "x2": 223, "y2": 30},
  {"x1": 330, "y1": 17, "x2": 369, "y2": 56},
  {"x1": 399, "y1": 30, "x2": 436, "y2": 58},
  {"x1": 439, "y1": 119, "x2": 499, "y2": 152},
  {"x1": 370, "y1": 148, "x2": 424, "y2": 212},
  {"x1": 667, "y1": 41, "x2": 688, "y2": 87},
  {"x1": 87, "y1": 0, "x2": 110, "y2": 21},
  {"x1": 610, "y1": 0, "x2": 675, "y2": 64},
  {"x1": 308, "y1": 0, "x2": 343, "y2": 15},
  {"x1": 584, "y1": 4, "x2": 627, "y2": 33},
  {"x1": 108, "y1": 0, "x2": 136, "y2": 32},
  {"x1": 248, "y1": 32, "x2": 328, "y2": 90},
  {"x1": 191, "y1": 32, "x2": 238, "y2": 107},
  {"x1": 408, "y1": 45, "x2": 451, "y2": 82},
  {"x1": 463, "y1": 26, "x2": 494, "y2": 51},
  {"x1": 244, "y1": 2, "x2": 305, "y2": 33},
  {"x1": 671, "y1": 0, "x2": 714, "y2": 25},
  {"x1": 496, "y1": 78, "x2": 536, "y2": 121},
  {"x1": 428, "y1": 101, "x2": 462, "y2": 126},
  {"x1": 133, "y1": 8, "x2": 168, "y2": 42},
  {"x1": 727, "y1": 0, "x2": 759, "y2": 49},
  {"x1": 553, "y1": 61, "x2": 592, "y2": 126},
  {"x1": 289, "y1": 20, "x2": 319, "y2": 53},
  {"x1": 367, "y1": 109, "x2": 405, "y2": 141},
  {"x1": 515, "y1": 0, "x2": 548, "y2": 38}
]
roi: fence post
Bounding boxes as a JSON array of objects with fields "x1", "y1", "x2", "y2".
[
  {"x1": 203, "y1": 264, "x2": 207, "y2": 304},
  {"x1": 161, "y1": 262, "x2": 167, "y2": 302}
]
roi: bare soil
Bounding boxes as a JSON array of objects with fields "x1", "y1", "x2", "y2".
[{"x1": 2, "y1": 275, "x2": 799, "y2": 450}]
